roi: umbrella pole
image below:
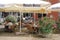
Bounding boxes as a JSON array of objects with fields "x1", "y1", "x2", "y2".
[
  {"x1": 9, "y1": 12, "x2": 10, "y2": 15},
  {"x1": 20, "y1": 12, "x2": 21, "y2": 32},
  {"x1": 34, "y1": 13, "x2": 35, "y2": 25}
]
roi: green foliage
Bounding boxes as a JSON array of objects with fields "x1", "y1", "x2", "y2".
[
  {"x1": 39, "y1": 17, "x2": 55, "y2": 34},
  {"x1": 5, "y1": 15, "x2": 17, "y2": 23},
  {"x1": 0, "y1": 22, "x2": 2, "y2": 25},
  {"x1": 56, "y1": 22, "x2": 60, "y2": 29}
]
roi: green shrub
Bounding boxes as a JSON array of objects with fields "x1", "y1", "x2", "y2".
[
  {"x1": 0, "y1": 22, "x2": 2, "y2": 25},
  {"x1": 56, "y1": 22, "x2": 60, "y2": 29},
  {"x1": 5, "y1": 15, "x2": 17, "y2": 23},
  {"x1": 39, "y1": 17, "x2": 55, "y2": 34}
]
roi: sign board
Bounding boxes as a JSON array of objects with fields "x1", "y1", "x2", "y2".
[{"x1": 23, "y1": 4, "x2": 40, "y2": 7}]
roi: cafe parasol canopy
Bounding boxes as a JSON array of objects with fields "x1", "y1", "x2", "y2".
[
  {"x1": 0, "y1": 0, "x2": 51, "y2": 32},
  {"x1": 0, "y1": 5, "x2": 50, "y2": 13},
  {"x1": 0, "y1": 4, "x2": 47, "y2": 13},
  {"x1": 1, "y1": 5, "x2": 22, "y2": 12},
  {"x1": 47, "y1": 3, "x2": 60, "y2": 12},
  {"x1": 0, "y1": 0, "x2": 51, "y2": 13},
  {"x1": 0, "y1": 8, "x2": 4, "y2": 12}
]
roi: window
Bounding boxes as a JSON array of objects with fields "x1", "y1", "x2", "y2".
[
  {"x1": 43, "y1": 14, "x2": 46, "y2": 17},
  {"x1": 38, "y1": 14, "x2": 42, "y2": 18},
  {"x1": 38, "y1": 13, "x2": 46, "y2": 18},
  {"x1": 23, "y1": 13, "x2": 33, "y2": 17},
  {"x1": 2, "y1": 12, "x2": 9, "y2": 17}
]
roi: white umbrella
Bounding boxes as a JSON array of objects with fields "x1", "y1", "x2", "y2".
[
  {"x1": 0, "y1": 0, "x2": 51, "y2": 33},
  {"x1": 0, "y1": 0, "x2": 51, "y2": 12},
  {"x1": 47, "y1": 3, "x2": 60, "y2": 12}
]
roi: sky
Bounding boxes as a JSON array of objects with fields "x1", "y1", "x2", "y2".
[
  {"x1": 0, "y1": 0, "x2": 50, "y2": 4},
  {"x1": 0, "y1": 0, "x2": 42, "y2": 4}
]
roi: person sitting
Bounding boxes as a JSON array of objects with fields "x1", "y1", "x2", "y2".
[{"x1": 4, "y1": 21, "x2": 13, "y2": 32}]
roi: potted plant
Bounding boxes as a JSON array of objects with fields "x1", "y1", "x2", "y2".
[
  {"x1": 39, "y1": 17, "x2": 55, "y2": 37},
  {"x1": 5, "y1": 15, "x2": 17, "y2": 23},
  {"x1": 4, "y1": 15, "x2": 17, "y2": 32}
]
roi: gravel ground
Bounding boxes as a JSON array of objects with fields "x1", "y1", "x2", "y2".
[{"x1": 0, "y1": 34, "x2": 60, "y2": 40}]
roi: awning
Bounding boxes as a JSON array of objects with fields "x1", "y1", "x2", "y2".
[
  {"x1": 0, "y1": 4, "x2": 51, "y2": 13},
  {"x1": 1, "y1": 5, "x2": 50, "y2": 13}
]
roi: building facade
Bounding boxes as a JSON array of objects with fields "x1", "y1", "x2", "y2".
[{"x1": 43, "y1": 0, "x2": 59, "y2": 21}]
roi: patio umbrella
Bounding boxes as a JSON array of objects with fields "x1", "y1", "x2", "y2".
[
  {"x1": 0, "y1": 0, "x2": 51, "y2": 12},
  {"x1": 0, "y1": 4, "x2": 50, "y2": 13},
  {"x1": 0, "y1": 4, "x2": 5, "y2": 12},
  {"x1": 0, "y1": 5, "x2": 48, "y2": 33},
  {"x1": 1, "y1": 5, "x2": 22, "y2": 12},
  {"x1": 0, "y1": 0, "x2": 51, "y2": 33},
  {"x1": 19, "y1": 7, "x2": 47, "y2": 13},
  {"x1": 47, "y1": 3, "x2": 60, "y2": 12},
  {"x1": 0, "y1": 8, "x2": 4, "y2": 12}
]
